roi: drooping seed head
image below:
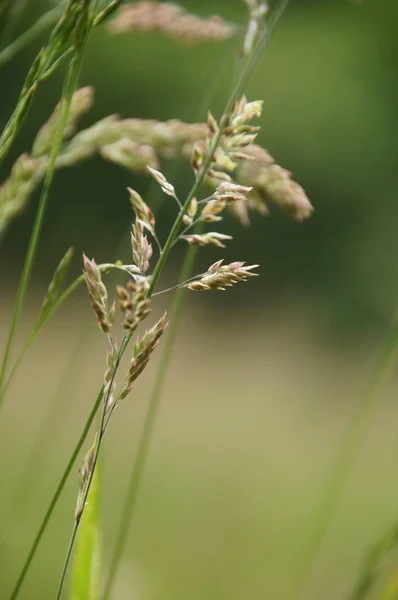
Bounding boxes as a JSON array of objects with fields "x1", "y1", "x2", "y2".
[
  {"x1": 128, "y1": 187, "x2": 156, "y2": 234},
  {"x1": 182, "y1": 232, "x2": 232, "y2": 248},
  {"x1": 119, "y1": 313, "x2": 168, "y2": 400},
  {"x1": 147, "y1": 166, "x2": 176, "y2": 197},
  {"x1": 131, "y1": 220, "x2": 152, "y2": 273},
  {"x1": 83, "y1": 253, "x2": 113, "y2": 334},
  {"x1": 188, "y1": 261, "x2": 259, "y2": 291}
]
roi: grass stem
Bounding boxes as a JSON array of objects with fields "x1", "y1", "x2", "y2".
[
  {"x1": 8, "y1": 387, "x2": 104, "y2": 600},
  {"x1": 102, "y1": 242, "x2": 200, "y2": 599}
]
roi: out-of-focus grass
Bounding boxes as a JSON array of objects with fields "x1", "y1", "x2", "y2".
[{"x1": 1, "y1": 299, "x2": 397, "y2": 599}]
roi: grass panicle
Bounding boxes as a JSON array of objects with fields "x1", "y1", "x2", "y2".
[{"x1": 0, "y1": 95, "x2": 313, "y2": 236}]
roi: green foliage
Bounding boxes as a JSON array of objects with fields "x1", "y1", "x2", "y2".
[{"x1": 71, "y1": 459, "x2": 101, "y2": 600}]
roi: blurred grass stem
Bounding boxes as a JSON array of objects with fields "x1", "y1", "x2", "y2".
[
  {"x1": 0, "y1": 4, "x2": 64, "y2": 69},
  {"x1": 0, "y1": 0, "x2": 30, "y2": 48}
]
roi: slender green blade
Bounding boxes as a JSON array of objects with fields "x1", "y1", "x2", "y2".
[
  {"x1": 70, "y1": 459, "x2": 101, "y2": 600},
  {"x1": 38, "y1": 247, "x2": 74, "y2": 323}
]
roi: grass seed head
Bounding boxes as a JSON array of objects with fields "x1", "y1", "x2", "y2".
[
  {"x1": 83, "y1": 253, "x2": 113, "y2": 334},
  {"x1": 119, "y1": 313, "x2": 168, "y2": 400},
  {"x1": 117, "y1": 278, "x2": 151, "y2": 333},
  {"x1": 182, "y1": 232, "x2": 232, "y2": 248},
  {"x1": 101, "y1": 139, "x2": 159, "y2": 172},
  {"x1": 131, "y1": 220, "x2": 152, "y2": 273},
  {"x1": 188, "y1": 261, "x2": 258, "y2": 291},
  {"x1": 147, "y1": 166, "x2": 176, "y2": 197},
  {"x1": 109, "y1": 2, "x2": 236, "y2": 44},
  {"x1": 128, "y1": 187, "x2": 156, "y2": 234}
]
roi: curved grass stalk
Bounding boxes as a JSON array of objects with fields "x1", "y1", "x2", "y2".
[
  {"x1": 8, "y1": 386, "x2": 104, "y2": 600},
  {"x1": 55, "y1": 336, "x2": 126, "y2": 600},
  {"x1": 0, "y1": 4, "x2": 64, "y2": 69},
  {"x1": 290, "y1": 308, "x2": 398, "y2": 600},
  {"x1": 102, "y1": 241, "x2": 200, "y2": 599}
]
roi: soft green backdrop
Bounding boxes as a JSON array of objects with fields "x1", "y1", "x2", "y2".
[{"x1": 1, "y1": 1, "x2": 398, "y2": 599}]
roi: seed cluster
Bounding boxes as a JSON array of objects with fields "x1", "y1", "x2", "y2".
[
  {"x1": 117, "y1": 279, "x2": 151, "y2": 332},
  {"x1": 182, "y1": 232, "x2": 233, "y2": 249},
  {"x1": 109, "y1": 1, "x2": 236, "y2": 44},
  {"x1": 0, "y1": 88, "x2": 313, "y2": 234},
  {"x1": 118, "y1": 313, "x2": 168, "y2": 400},
  {"x1": 131, "y1": 221, "x2": 152, "y2": 274},
  {"x1": 188, "y1": 260, "x2": 258, "y2": 291},
  {"x1": 83, "y1": 254, "x2": 115, "y2": 334}
]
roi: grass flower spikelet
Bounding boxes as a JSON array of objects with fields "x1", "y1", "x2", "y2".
[{"x1": 118, "y1": 313, "x2": 168, "y2": 400}]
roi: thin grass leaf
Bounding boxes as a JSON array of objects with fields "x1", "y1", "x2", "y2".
[
  {"x1": 70, "y1": 457, "x2": 101, "y2": 600},
  {"x1": 38, "y1": 247, "x2": 74, "y2": 322}
]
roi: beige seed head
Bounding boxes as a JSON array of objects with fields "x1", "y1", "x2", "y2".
[
  {"x1": 101, "y1": 138, "x2": 159, "y2": 172},
  {"x1": 117, "y1": 278, "x2": 151, "y2": 333},
  {"x1": 201, "y1": 199, "x2": 226, "y2": 216},
  {"x1": 128, "y1": 187, "x2": 155, "y2": 234},
  {"x1": 182, "y1": 232, "x2": 232, "y2": 248},
  {"x1": 119, "y1": 312, "x2": 168, "y2": 400},
  {"x1": 188, "y1": 260, "x2": 259, "y2": 291},
  {"x1": 109, "y1": 2, "x2": 236, "y2": 44},
  {"x1": 147, "y1": 166, "x2": 176, "y2": 197},
  {"x1": 131, "y1": 221, "x2": 152, "y2": 274},
  {"x1": 83, "y1": 253, "x2": 113, "y2": 334},
  {"x1": 191, "y1": 144, "x2": 203, "y2": 173}
]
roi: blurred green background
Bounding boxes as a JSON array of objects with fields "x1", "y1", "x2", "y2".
[{"x1": 2, "y1": 0, "x2": 398, "y2": 598}]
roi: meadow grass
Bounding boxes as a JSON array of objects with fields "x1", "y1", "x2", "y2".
[{"x1": 1, "y1": 2, "x2": 394, "y2": 600}]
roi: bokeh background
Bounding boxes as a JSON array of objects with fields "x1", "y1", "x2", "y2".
[{"x1": 1, "y1": 0, "x2": 398, "y2": 598}]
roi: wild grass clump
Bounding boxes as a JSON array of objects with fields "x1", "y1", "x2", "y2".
[{"x1": 1, "y1": 1, "x2": 392, "y2": 600}]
